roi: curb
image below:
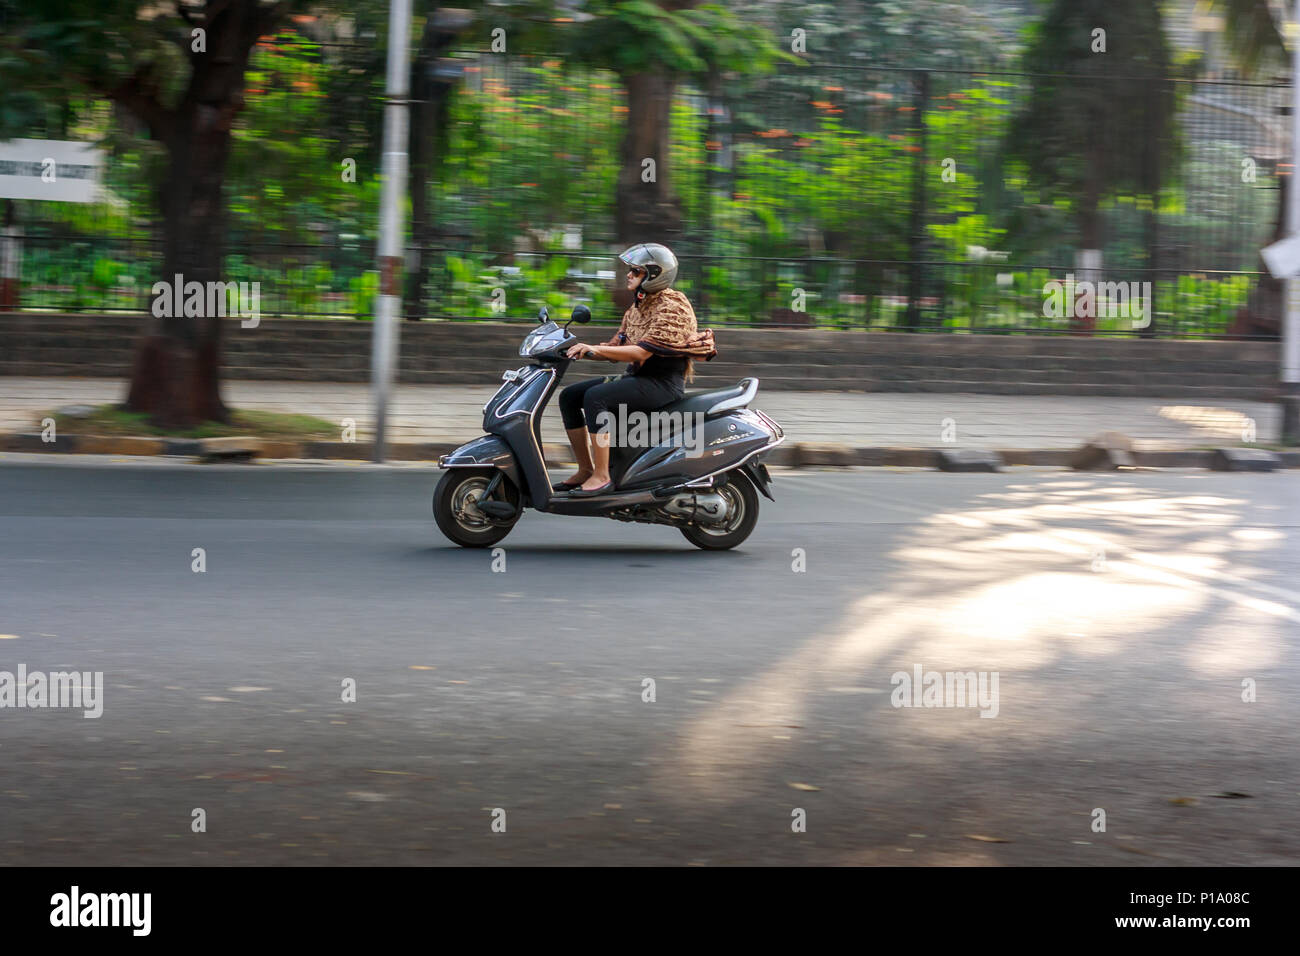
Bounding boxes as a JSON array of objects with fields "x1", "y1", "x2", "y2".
[{"x1": 2, "y1": 433, "x2": 1298, "y2": 470}]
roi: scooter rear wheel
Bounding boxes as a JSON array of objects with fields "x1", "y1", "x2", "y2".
[
  {"x1": 679, "y1": 470, "x2": 759, "y2": 550},
  {"x1": 434, "y1": 469, "x2": 520, "y2": 548}
]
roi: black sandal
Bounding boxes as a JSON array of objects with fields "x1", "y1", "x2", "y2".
[
  {"x1": 570, "y1": 480, "x2": 614, "y2": 497},
  {"x1": 552, "y1": 478, "x2": 586, "y2": 491}
]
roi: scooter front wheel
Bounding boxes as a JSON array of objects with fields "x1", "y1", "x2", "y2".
[
  {"x1": 679, "y1": 470, "x2": 759, "y2": 551},
  {"x1": 433, "y1": 468, "x2": 520, "y2": 548}
]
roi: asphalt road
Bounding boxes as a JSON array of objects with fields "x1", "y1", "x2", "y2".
[{"x1": 1, "y1": 458, "x2": 1297, "y2": 865}]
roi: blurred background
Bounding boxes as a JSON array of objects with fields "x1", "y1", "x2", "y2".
[
  {"x1": 0, "y1": 0, "x2": 1293, "y2": 337},
  {"x1": 2, "y1": 3, "x2": 1298, "y2": 872}
]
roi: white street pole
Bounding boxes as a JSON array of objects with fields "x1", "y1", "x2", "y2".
[
  {"x1": 371, "y1": 0, "x2": 413, "y2": 463},
  {"x1": 1284, "y1": 0, "x2": 1300, "y2": 444}
]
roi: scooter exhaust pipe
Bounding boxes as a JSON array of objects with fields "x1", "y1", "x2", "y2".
[{"x1": 662, "y1": 492, "x2": 729, "y2": 524}]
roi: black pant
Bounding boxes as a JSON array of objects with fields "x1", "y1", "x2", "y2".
[{"x1": 559, "y1": 374, "x2": 685, "y2": 433}]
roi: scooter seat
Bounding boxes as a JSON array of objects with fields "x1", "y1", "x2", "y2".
[{"x1": 657, "y1": 378, "x2": 757, "y2": 418}]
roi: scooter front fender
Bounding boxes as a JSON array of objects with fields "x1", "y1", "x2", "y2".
[{"x1": 439, "y1": 435, "x2": 524, "y2": 496}]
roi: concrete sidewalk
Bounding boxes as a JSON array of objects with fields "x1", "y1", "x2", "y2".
[{"x1": 0, "y1": 376, "x2": 1283, "y2": 450}]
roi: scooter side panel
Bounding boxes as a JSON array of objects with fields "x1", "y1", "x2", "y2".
[
  {"x1": 482, "y1": 367, "x2": 541, "y2": 432},
  {"x1": 483, "y1": 365, "x2": 560, "y2": 507},
  {"x1": 495, "y1": 416, "x2": 551, "y2": 505},
  {"x1": 618, "y1": 409, "x2": 779, "y2": 489}
]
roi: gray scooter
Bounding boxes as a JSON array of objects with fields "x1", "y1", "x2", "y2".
[{"x1": 434, "y1": 305, "x2": 785, "y2": 550}]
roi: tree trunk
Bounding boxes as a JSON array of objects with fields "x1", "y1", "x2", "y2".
[
  {"x1": 123, "y1": 0, "x2": 267, "y2": 427},
  {"x1": 126, "y1": 119, "x2": 231, "y2": 425},
  {"x1": 616, "y1": 71, "x2": 683, "y2": 244}
]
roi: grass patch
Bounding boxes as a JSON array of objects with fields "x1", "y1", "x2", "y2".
[{"x1": 48, "y1": 405, "x2": 342, "y2": 440}]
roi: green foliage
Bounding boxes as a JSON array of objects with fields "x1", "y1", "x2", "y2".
[
  {"x1": 565, "y1": 2, "x2": 796, "y2": 76},
  {"x1": 89, "y1": 257, "x2": 124, "y2": 289},
  {"x1": 348, "y1": 272, "x2": 379, "y2": 318},
  {"x1": 229, "y1": 33, "x2": 382, "y2": 248},
  {"x1": 438, "y1": 57, "x2": 622, "y2": 249},
  {"x1": 1008, "y1": 0, "x2": 1180, "y2": 225},
  {"x1": 0, "y1": 1, "x2": 1277, "y2": 339},
  {"x1": 435, "y1": 252, "x2": 614, "y2": 320}
]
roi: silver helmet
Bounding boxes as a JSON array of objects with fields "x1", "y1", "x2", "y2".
[{"x1": 618, "y1": 242, "x2": 678, "y2": 295}]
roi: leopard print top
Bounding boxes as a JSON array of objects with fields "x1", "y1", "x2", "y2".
[{"x1": 614, "y1": 289, "x2": 717, "y2": 366}]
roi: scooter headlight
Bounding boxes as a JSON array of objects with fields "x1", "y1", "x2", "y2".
[
  {"x1": 520, "y1": 321, "x2": 562, "y2": 357},
  {"x1": 520, "y1": 329, "x2": 544, "y2": 356}
]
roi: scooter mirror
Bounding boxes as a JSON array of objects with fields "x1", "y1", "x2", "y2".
[
  {"x1": 538, "y1": 307, "x2": 549, "y2": 323},
  {"x1": 570, "y1": 305, "x2": 591, "y2": 325}
]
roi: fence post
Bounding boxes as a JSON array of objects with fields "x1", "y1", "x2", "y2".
[
  {"x1": 905, "y1": 69, "x2": 930, "y2": 331},
  {"x1": 0, "y1": 201, "x2": 20, "y2": 311},
  {"x1": 1141, "y1": 76, "x2": 1161, "y2": 338}
]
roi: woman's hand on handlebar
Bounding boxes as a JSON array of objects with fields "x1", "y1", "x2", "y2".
[{"x1": 566, "y1": 342, "x2": 597, "y2": 360}]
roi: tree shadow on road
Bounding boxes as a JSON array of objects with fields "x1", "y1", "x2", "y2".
[{"x1": 647, "y1": 473, "x2": 1299, "y2": 864}]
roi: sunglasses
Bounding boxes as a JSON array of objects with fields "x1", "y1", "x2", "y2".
[{"x1": 627, "y1": 267, "x2": 646, "y2": 277}]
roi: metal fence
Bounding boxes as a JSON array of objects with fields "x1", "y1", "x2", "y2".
[{"x1": 2, "y1": 35, "x2": 1289, "y2": 338}]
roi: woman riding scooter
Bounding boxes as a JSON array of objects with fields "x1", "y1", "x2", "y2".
[{"x1": 556, "y1": 243, "x2": 717, "y2": 496}]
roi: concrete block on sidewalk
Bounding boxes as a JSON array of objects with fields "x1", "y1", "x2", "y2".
[
  {"x1": 259, "y1": 440, "x2": 306, "y2": 460},
  {"x1": 878, "y1": 448, "x2": 937, "y2": 467},
  {"x1": 788, "y1": 442, "x2": 857, "y2": 468},
  {"x1": 1209, "y1": 448, "x2": 1279, "y2": 472},
  {"x1": 1069, "y1": 432, "x2": 1136, "y2": 471},
  {"x1": 1132, "y1": 450, "x2": 1211, "y2": 468},
  {"x1": 764, "y1": 445, "x2": 795, "y2": 467},
  {"x1": 199, "y1": 436, "x2": 263, "y2": 462},
  {"x1": 998, "y1": 449, "x2": 1071, "y2": 466},
  {"x1": 77, "y1": 436, "x2": 165, "y2": 456},
  {"x1": 302, "y1": 440, "x2": 372, "y2": 459},
  {"x1": 935, "y1": 448, "x2": 1003, "y2": 472},
  {"x1": 162, "y1": 439, "x2": 203, "y2": 457},
  {"x1": 2, "y1": 433, "x2": 69, "y2": 453}
]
